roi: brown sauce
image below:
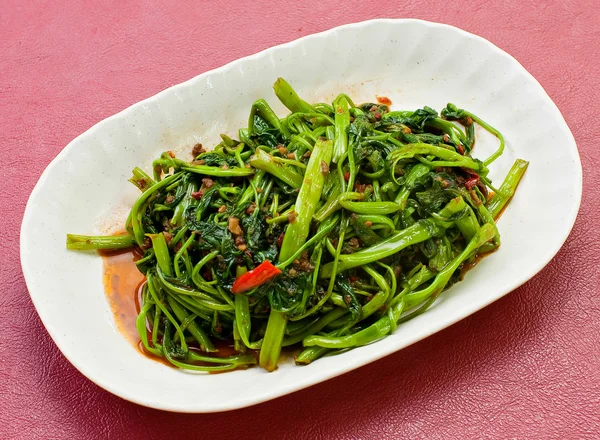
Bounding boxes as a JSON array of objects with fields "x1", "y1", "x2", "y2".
[
  {"x1": 493, "y1": 200, "x2": 511, "y2": 222},
  {"x1": 100, "y1": 247, "x2": 145, "y2": 345},
  {"x1": 460, "y1": 247, "x2": 498, "y2": 278},
  {"x1": 486, "y1": 191, "x2": 511, "y2": 222}
]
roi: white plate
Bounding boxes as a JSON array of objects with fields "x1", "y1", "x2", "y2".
[{"x1": 20, "y1": 19, "x2": 582, "y2": 412}]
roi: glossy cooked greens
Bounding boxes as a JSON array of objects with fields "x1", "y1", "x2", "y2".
[{"x1": 67, "y1": 78, "x2": 528, "y2": 372}]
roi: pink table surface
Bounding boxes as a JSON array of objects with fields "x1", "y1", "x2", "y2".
[{"x1": 2, "y1": 1, "x2": 599, "y2": 438}]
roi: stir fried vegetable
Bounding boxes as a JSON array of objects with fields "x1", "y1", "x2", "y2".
[{"x1": 67, "y1": 78, "x2": 528, "y2": 372}]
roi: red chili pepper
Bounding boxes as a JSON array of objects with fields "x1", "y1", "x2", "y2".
[
  {"x1": 465, "y1": 175, "x2": 480, "y2": 190},
  {"x1": 376, "y1": 96, "x2": 392, "y2": 106},
  {"x1": 231, "y1": 261, "x2": 282, "y2": 294},
  {"x1": 344, "y1": 172, "x2": 350, "y2": 181}
]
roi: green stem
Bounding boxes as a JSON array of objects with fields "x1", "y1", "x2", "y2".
[
  {"x1": 250, "y1": 149, "x2": 304, "y2": 188},
  {"x1": 282, "y1": 307, "x2": 347, "y2": 347},
  {"x1": 487, "y1": 159, "x2": 529, "y2": 219},
  {"x1": 181, "y1": 164, "x2": 254, "y2": 177},
  {"x1": 394, "y1": 163, "x2": 430, "y2": 208},
  {"x1": 332, "y1": 95, "x2": 350, "y2": 163},
  {"x1": 66, "y1": 234, "x2": 133, "y2": 250},
  {"x1": 404, "y1": 223, "x2": 497, "y2": 308},
  {"x1": 277, "y1": 213, "x2": 339, "y2": 270},
  {"x1": 273, "y1": 77, "x2": 315, "y2": 113},
  {"x1": 320, "y1": 197, "x2": 466, "y2": 277},
  {"x1": 303, "y1": 316, "x2": 391, "y2": 349},
  {"x1": 279, "y1": 138, "x2": 333, "y2": 261},
  {"x1": 235, "y1": 294, "x2": 262, "y2": 350},
  {"x1": 130, "y1": 172, "x2": 182, "y2": 245},
  {"x1": 389, "y1": 143, "x2": 488, "y2": 174},
  {"x1": 339, "y1": 200, "x2": 401, "y2": 215},
  {"x1": 259, "y1": 310, "x2": 288, "y2": 372},
  {"x1": 148, "y1": 234, "x2": 172, "y2": 277},
  {"x1": 313, "y1": 189, "x2": 362, "y2": 222},
  {"x1": 249, "y1": 99, "x2": 291, "y2": 139},
  {"x1": 167, "y1": 295, "x2": 215, "y2": 352}
]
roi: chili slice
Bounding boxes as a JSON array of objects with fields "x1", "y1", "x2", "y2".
[{"x1": 231, "y1": 260, "x2": 282, "y2": 294}]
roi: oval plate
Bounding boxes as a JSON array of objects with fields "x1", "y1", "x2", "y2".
[{"x1": 20, "y1": 19, "x2": 582, "y2": 412}]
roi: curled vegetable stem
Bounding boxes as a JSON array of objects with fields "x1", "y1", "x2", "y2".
[{"x1": 320, "y1": 197, "x2": 467, "y2": 276}]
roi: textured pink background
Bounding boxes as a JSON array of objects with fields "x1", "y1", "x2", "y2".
[{"x1": 3, "y1": 1, "x2": 599, "y2": 438}]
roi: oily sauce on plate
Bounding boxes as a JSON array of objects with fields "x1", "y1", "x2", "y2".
[
  {"x1": 102, "y1": 248, "x2": 182, "y2": 367},
  {"x1": 100, "y1": 248, "x2": 145, "y2": 346}
]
